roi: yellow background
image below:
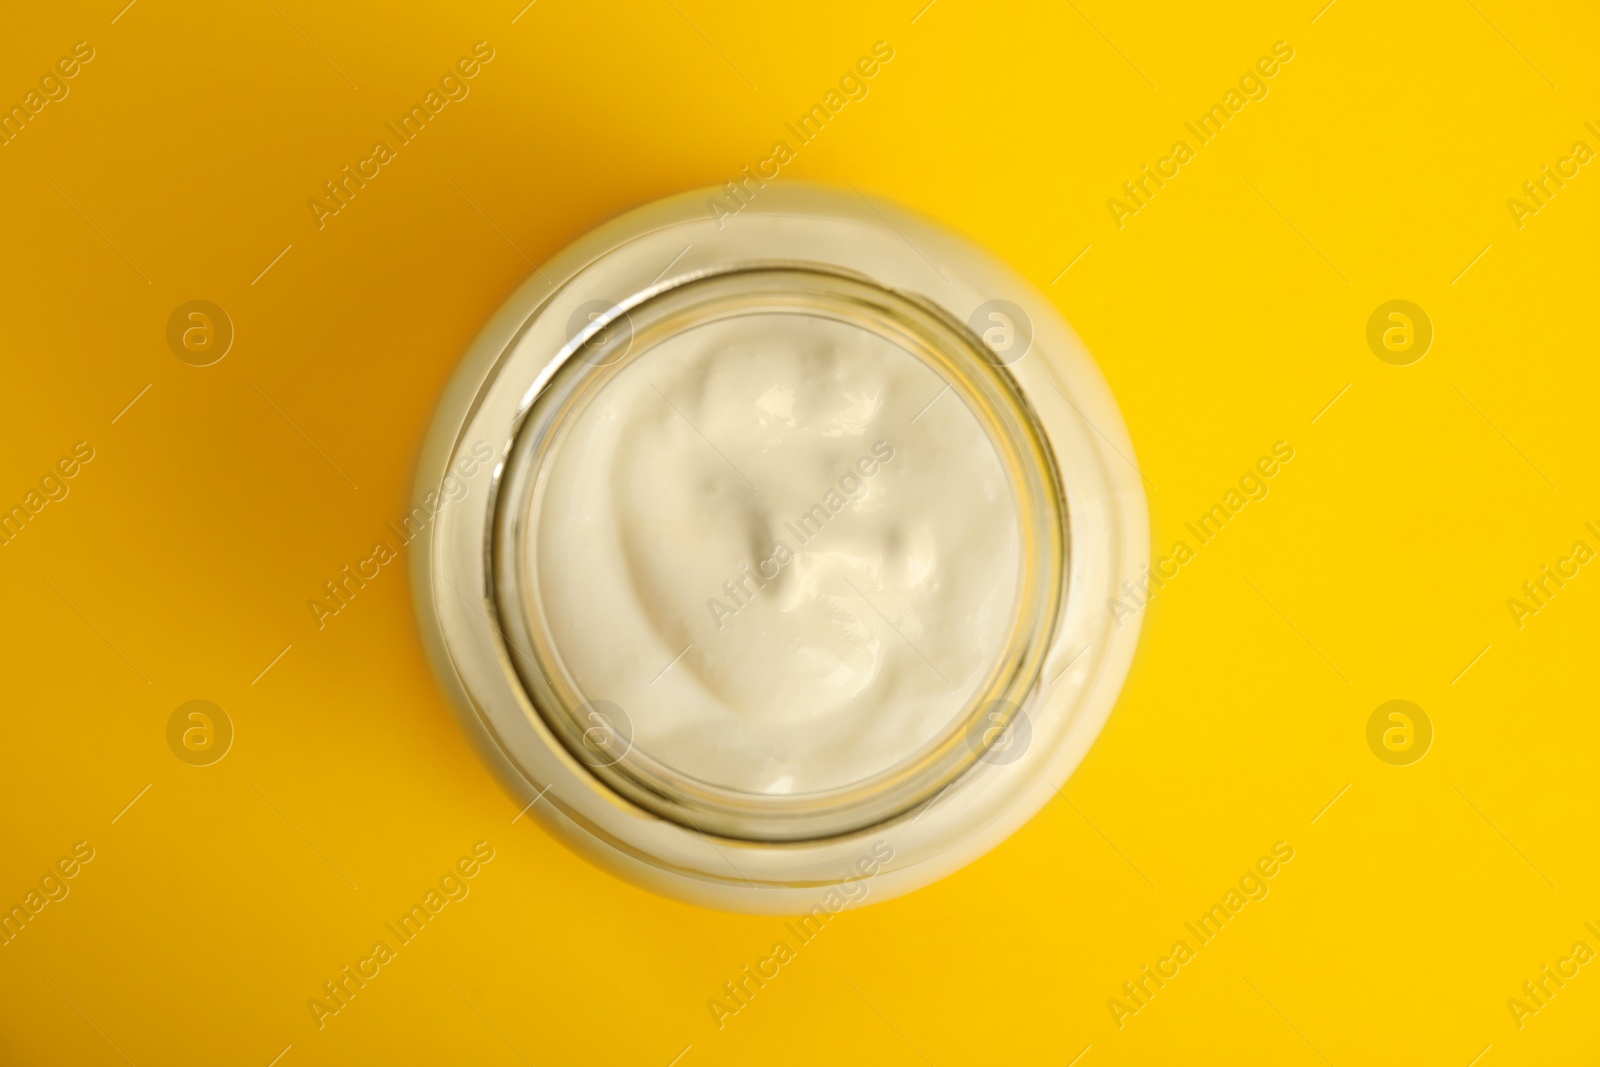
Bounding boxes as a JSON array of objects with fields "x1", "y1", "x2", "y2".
[{"x1": 2, "y1": 0, "x2": 1597, "y2": 1063}]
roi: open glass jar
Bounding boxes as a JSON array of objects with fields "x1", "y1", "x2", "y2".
[{"x1": 413, "y1": 184, "x2": 1146, "y2": 912}]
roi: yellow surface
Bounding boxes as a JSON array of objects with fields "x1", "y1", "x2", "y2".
[{"x1": 2, "y1": 0, "x2": 1596, "y2": 1063}]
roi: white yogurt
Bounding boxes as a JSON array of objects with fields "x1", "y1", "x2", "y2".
[{"x1": 532, "y1": 311, "x2": 1021, "y2": 795}]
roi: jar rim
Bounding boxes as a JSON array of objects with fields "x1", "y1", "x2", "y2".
[{"x1": 488, "y1": 262, "x2": 1069, "y2": 842}]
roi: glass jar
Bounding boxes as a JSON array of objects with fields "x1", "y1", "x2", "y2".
[{"x1": 412, "y1": 183, "x2": 1147, "y2": 912}]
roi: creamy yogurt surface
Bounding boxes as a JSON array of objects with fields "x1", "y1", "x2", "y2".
[{"x1": 530, "y1": 309, "x2": 1021, "y2": 796}]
